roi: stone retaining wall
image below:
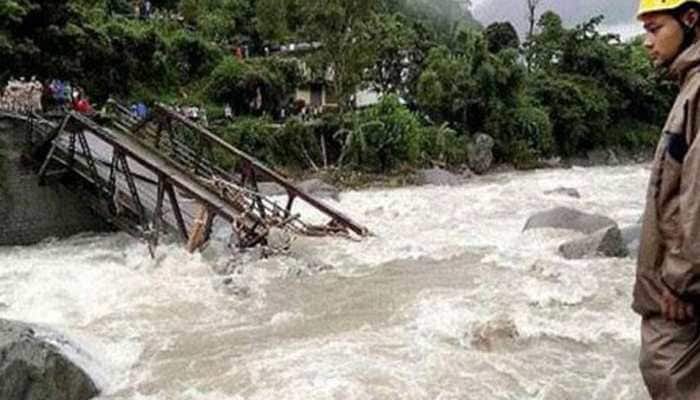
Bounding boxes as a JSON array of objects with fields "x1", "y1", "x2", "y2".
[{"x1": 0, "y1": 119, "x2": 111, "y2": 246}]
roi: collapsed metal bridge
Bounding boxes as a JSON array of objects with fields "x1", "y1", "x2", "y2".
[{"x1": 3, "y1": 102, "x2": 368, "y2": 255}]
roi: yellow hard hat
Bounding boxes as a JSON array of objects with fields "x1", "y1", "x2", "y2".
[{"x1": 638, "y1": 0, "x2": 700, "y2": 18}]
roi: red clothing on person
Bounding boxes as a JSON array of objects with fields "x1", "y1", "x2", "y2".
[{"x1": 74, "y1": 99, "x2": 92, "y2": 113}]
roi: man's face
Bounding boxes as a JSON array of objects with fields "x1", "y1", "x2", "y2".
[{"x1": 641, "y1": 12, "x2": 684, "y2": 67}]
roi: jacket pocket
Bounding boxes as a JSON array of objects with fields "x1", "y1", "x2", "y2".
[{"x1": 658, "y1": 139, "x2": 684, "y2": 243}]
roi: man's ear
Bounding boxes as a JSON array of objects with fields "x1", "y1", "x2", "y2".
[{"x1": 682, "y1": 8, "x2": 700, "y2": 28}]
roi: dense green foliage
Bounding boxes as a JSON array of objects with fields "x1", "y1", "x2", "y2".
[
  {"x1": 521, "y1": 12, "x2": 673, "y2": 155},
  {"x1": 1, "y1": 0, "x2": 673, "y2": 173},
  {"x1": 484, "y1": 21, "x2": 519, "y2": 54},
  {"x1": 207, "y1": 56, "x2": 302, "y2": 114}
]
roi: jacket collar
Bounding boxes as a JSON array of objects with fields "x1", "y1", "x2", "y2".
[{"x1": 669, "y1": 39, "x2": 700, "y2": 84}]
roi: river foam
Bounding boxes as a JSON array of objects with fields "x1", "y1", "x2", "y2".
[{"x1": 0, "y1": 165, "x2": 650, "y2": 399}]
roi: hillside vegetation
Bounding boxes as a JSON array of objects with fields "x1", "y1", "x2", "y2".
[{"x1": 1, "y1": 1, "x2": 670, "y2": 174}]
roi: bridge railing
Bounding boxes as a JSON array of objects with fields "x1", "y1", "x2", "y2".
[
  {"x1": 107, "y1": 101, "x2": 224, "y2": 177},
  {"x1": 105, "y1": 100, "x2": 368, "y2": 238},
  {"x1": 153, "y1": 103, "x2": 368, "y2": 237}
]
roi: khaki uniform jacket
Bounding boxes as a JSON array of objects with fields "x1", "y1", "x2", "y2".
[{"x1": 633, "y1": 40, "x2": 700, "y2": 317}]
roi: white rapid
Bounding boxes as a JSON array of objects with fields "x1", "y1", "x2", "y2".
[{"x1": 0, "y1": 165, "x2": 650, "y2": 399}]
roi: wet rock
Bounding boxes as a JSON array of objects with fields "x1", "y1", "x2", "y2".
[
  {"x1": 543, "y1": 187, "x2": 581, "y2": 199},
  {"x1": 608, "y1": 151, "x2": 620, "y2": 166},
  {"x1": 211, "y1": 248, "x2": 265, "y2": 275},
  {"x1": 523, "y1": 207, "x2": 616, "y2": 234},
  {"x1": 416, "y1": 168, "x2": 466, "y2": 186},
  {"x1": 467, "y1": 318, "x2": 520, "y2": 351},
  {"x1": 540, "y1": 156, "x2": 563, "y2": 169},
  {"x1": 217, "y1": 277, "x2": 251, "y2": 298},
  {"x1": 620, "y1": 224, "x2": 641, "y2": 257},
  {"x1": 558, "y1": 225, "x2": 629, "y2": 259},
  {"x1": 587, "y1": 150, "x2": 606, "y2": 165},
  {"x1": 468, "y1": 133, "x2": 495, "y2": 175},
  {"x1": 266, "y1": 227, "x2": 292, "y2": 252},
  {"x1": 460, "y1": 166, "x2": 475, "y2": 179},
  {"x1": 298, "y1": 178, "x2": 340, "y2": 200},
  {"x1": 0, "y1": 319, "x2": 99, "y2": 400},
  {"x1": 569, "y1": 157, "x2": 591, "y2": 167},
  {"x1": 587, "y1": 149, "x2": 619, "y2": 166},
  {"x1": 620, "y1": 224, "x2": 641, "y2": 245}
]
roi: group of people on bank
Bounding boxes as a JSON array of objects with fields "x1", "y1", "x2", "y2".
[
  {"x1": 0, "y1": 78, "x2": 95, "y2": 115},
  {"x1": 0, "y1": 77, "x2": 43, "y2": 113},
  {"x1": 46, "y1": 80, "x2": 94, "y2": 113}
]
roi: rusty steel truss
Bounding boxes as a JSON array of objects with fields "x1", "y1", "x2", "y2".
[{"x1": 23, "y1": 102, "x2": 367, "y2": 255}]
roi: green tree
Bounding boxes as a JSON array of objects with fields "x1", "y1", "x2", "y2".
[
  {"x1": 525, "y1": 11, "x2": 674, "y2": 153},
  {"x1": 395, "y1": 0, "x2": 481, "y2": 44},
  {"x1": 0, "y1": 1, "x2": 29, "y2": 62},
  {"x1": 179, "y1": 0, "x2": 255, "y2": 44},
  {"x1": 255, "y1": 0, "x2": 290, "y2": 42},
  {"x1": 297, "y1": 0, "x2": 383, "y2": 110},
  {"x1": 484, "y1": 22, "x2": 519, "y2": 54},
  {"x1": 104, "y1": 0, "x2": 131, "y2": 16},
  {"x1": 152, "y1": 0, "x2": 179, "y2": 9},
  {"x1": 207, "y1": 56, "x2": 301, "y2": 115},
  {"x1": 528, "y1": 73, "x2": 610, "y2": 155},
  {"x1": 524, "y1": 11, "x2": 566, "y2": 73},
  {"x1": 416, "y1": 28, "x2": 515, "y2": 134},
  {"x1": 0, "y1": 0, "x2": 73, "y2": 81},
  {"x1": 366, "y1": 13, "x2": 422, "y2": 95},
  {"x1": 169, "y1": 30, "x2": 222, "y2": 80},
  {"x1": 339, "y1": 95, "x2": 422, "y2": 171}
]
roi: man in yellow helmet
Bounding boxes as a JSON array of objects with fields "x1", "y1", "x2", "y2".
[{"x1": 634, "y1": 0, "x2": 700, "y2": 398}]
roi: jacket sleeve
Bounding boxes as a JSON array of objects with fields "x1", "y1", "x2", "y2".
[
  {"x1": 680, "y1": 137, "x2": 700, "y2": 264},
  {"x1": 662, "y1": 79, "x2": 700, "y2": 300}
]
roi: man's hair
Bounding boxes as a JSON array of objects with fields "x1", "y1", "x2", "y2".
[{"x1": 672, "y1": 3, "x2": 700, "y2": 19}]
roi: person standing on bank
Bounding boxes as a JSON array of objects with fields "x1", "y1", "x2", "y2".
[{"x1": 634, "y1": 0, "x2": 700, "y2": 398}]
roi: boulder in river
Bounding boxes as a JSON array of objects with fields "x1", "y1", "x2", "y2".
[
  {"x1": 266, "y1": 227, "x2": 293, "y2": 252},
  {"x1": 466, "y1": 317, "x2": 520, "y2": 352},
  {"x1": 0, "y1": 319, "x2": 99, "y2": 400},
  {"x1": 587, "y1": 149, "x2": 620, "y2": 166},
  {"x1": 523, "y1": 207, "x2": 616, "y2": 234},
  {"x1": 540, "y1": 156, "x2": 563, "y2": 169},
  {"x1": 468, "y1": 133, "x2": 495, "y2": 175},
  {"x1": 543, "y1": 187, "x2": 581, "y2": 199},
  {"x1": 620, "y1": 224, "x2": 641, "y2": 257},
  {"x1": 416, "y1": 168, "x2": 466, "y2": 186},
  {"x1": 558, "y1": 225, "x2": 629, "y2": 259}
]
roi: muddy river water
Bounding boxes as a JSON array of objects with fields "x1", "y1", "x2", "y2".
[{"x1": 0, "y1": 165, "x2": 650, "y2": 399}]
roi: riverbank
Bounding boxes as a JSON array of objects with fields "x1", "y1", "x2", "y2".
[{"x1": 288, "y1": 145, "x2": 655, "y2": 193}]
